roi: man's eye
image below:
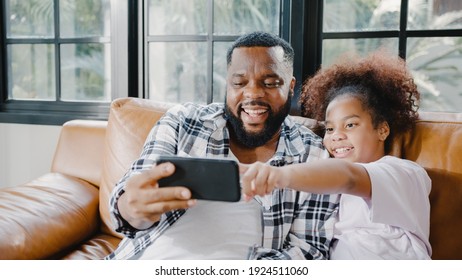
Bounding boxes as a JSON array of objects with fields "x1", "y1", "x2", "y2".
[{"x1": 264, "y1": 80, "x2": 281, "y2": 88}]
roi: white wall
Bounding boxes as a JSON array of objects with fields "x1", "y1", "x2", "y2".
[{"x1": 0, "y1": 123, "x2": 61, "y2": 188}]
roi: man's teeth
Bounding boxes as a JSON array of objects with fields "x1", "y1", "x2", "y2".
[
  {"x1": 335, "y1": 147, "x2": 351, "y2": 153},
  {"x1": 244, "y1": 108, "x2": 267, "y2": 116}
]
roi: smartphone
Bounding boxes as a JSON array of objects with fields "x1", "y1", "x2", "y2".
[{"x1": 156, "y1": 155, "x2": 241, "y2": 202}]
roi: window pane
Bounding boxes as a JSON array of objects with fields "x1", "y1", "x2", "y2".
[
  {"x1": 8, "y1": 44, "x2": 55, "y2": 100},
  {"x1": 148, "y1": 42, "x2": 207, "y2": 103},
  {"x1": 60, "y1": 0, "x2": 111, "y2": 37},
  {"x1": 213, "y1": 42, "x2": 233, "y2": 103},
  {"x1": 408, "y1": 0, "x2": 462, "y2": 30},
  {"x1": 323, "y1": 0, "x2": 400, "y2": 32},
  {"x1": 60, "y1": 43, "x2": 111, "y2": 102},
  {"x1": 214, "y1": 0, "x2": 280, "y2": 35},
  {"x1": 147, "y1": 0, "x2": 207, "y2": 35},
  {"x1": 322, "y1": 38, "x2": 398, "y2": 67},
  {"x1": 7, "y1": 0, "x2": 54, "y2": 38},
  {"x1": 407, "y1": 37, "x2": 462, "y2": 112}
]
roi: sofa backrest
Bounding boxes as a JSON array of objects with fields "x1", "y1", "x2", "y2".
[
  {"x1": 389, "y1": 111, "x2": 462, "y2": 259},
  {"x1": 100, "y1": 98, "x2": 462, "y2": 259}
]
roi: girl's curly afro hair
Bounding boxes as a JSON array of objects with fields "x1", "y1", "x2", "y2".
[{"x1": 299, "y1": 51, "x2": 420, "y2": 153}]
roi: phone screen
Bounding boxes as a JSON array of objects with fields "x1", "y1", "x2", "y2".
[{"x1": 157, "y1": 156, "x2": 241, "y2": 202}]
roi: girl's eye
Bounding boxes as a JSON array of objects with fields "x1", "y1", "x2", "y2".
[
  {"x1": 346, "y1": 123, "x2": 357, "y2": 129},
  {"x1": 325, "y1": 127, "x2": 334, "y2": 133}
]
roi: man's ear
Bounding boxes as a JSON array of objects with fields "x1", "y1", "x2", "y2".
[
  {"x1": 290, "y1": 77, "x2": 296, "y2": 96},
  {"x1": 378, "y1": 121, "x2": 390, "y2": 141}
]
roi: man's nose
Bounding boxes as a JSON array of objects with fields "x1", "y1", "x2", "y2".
[{"x1": 243, "y1": 81, "x2": 265, "y2": 98}]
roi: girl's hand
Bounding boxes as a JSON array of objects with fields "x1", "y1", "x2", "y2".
[{"x1": 239, "y1": 162, "x2": 285, "y2": 201}]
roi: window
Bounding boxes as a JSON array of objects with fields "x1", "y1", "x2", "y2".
[
  {"x1": 1, "y1": 0, "x2": 461, "y2": 126},
  {"x1": 1, "y1": 0, "x2": 288, "y2": 124},
  {"x1": 321, "y1": 0, "x2": 462, "y2": 112},
  {"x1": 0, "y1": 0, "x2": 114, "y2": 124},
  {"x1": 141, "y1": 0, "x2": 284, "y2": 104},
  {"x1": 140, "y1": 0, "x2": 462, "y2": 113}
]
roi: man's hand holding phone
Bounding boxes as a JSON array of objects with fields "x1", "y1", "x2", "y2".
[
  {"x1": 118, "y1": 156, "x2": 241, "y2": 230},
  {"x1": 117, "y1": 162, "x2": 197, "y2": 230}
]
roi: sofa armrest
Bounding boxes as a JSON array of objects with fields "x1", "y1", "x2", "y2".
[
  {"x1": 51, "y1": 119, "x2": 107, "y2": 187},
  {"x1": 0, "y1": 173, "x2": 99, "y2": 259}
]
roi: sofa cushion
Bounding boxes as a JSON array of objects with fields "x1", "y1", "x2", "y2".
[
  {"x1": 99, "y1": 98, "x2": 175, "y2": 237},
  {"x1": 58, "y1": 233, "x2": 121, "y2": 260},
  {"x1": 0, "y1": 173, "x2": 99, "y2": 259},
  {"x1": 390, "y1": 111, "x2": 462, "y2": 259},
  {"x1": 425, "y1": 169, "x2": 462, "y2": 259}
]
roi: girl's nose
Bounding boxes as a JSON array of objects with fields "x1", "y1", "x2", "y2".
[{"x1": 332, "y1": 130, "x2": 346, "y2": 141}]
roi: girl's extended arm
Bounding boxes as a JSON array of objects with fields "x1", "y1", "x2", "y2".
[{"x1": 239, "y1": 159, "x2": 371, "y2": 199}]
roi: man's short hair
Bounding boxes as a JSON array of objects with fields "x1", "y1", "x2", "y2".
[{"x1": 226, "y1": 31, "x2": 294, "y2": 68}]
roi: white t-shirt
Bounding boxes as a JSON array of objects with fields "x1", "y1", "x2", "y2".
[
  {"x1": 132, "y1": 199, "x2": 262, "y2": 260},
  {"x1": 330, "y1": 156, "x2": 432, "y2": 260}
]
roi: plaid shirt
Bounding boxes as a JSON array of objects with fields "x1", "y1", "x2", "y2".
[{"x1": 105, "y1": 103, "x2": 339, "y2": 260}]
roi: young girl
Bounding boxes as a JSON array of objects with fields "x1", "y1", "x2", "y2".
[{"x1": 239, "y1": 51, "x2": 432, "y2": 259}]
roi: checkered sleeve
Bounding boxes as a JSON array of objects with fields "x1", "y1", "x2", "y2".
[
  {"x1": 249, "y1": 190, "x2": 339, "y2": 260},
  {"x1": 289, "y1": 192, "x2": 339, "y2": 259}
]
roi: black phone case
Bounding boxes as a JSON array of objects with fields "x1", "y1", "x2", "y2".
[{"x1": 157, "y1": 156, "x2": 241, "y2": 202}]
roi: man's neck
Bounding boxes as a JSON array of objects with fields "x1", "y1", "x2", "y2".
[{"x1": 230, "y1": 134, "x2": 280, "y2": 164}]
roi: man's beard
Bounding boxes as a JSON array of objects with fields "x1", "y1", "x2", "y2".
[{"x1": 225, "y1": 94, "x2": 292, "y2": 148}]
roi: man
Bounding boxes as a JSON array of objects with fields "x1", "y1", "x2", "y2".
[{"x1": 105, "y1": 31, "x2": 339, "y2": 260}]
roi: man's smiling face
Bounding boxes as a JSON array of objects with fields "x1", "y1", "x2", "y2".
[{"x1": 225, "y1": 46, "x2": 295, "y2": 148}]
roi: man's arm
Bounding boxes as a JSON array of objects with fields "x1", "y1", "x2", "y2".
[{"x1": 108, "y1": 107, "x2": 195, "y2": 237}]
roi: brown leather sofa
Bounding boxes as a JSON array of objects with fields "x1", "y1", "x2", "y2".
[{"x1": 0, "y1": 97, "x2": 461, "y2": 260}]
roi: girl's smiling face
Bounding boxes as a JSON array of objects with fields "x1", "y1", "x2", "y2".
[{"x1": 323, "y1": 95, "x2": 389, "y2": 163}]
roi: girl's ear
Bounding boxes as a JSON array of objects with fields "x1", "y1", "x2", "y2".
[{"x1": 378, "y1": 121, "x2": 390, "y2": 141}]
